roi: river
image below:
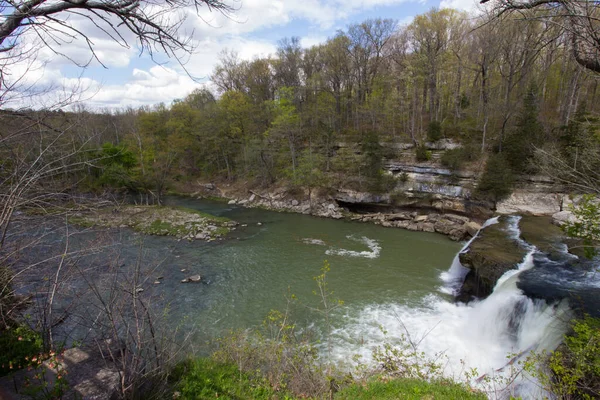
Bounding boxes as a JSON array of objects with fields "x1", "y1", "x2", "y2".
[{"x1": 10, "y1": 197, "x2": 594, "y2": 399}]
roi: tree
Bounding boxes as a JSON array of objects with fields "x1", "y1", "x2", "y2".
[
  {"x1": 482, "y1": 0, "x2": 600, "y2": 73},
  {"x1": 475, "y1": 153, "x2": 515, "y2": 205},
  {"x1": 502, "y1": 83, "x2": 545, "y2": 172}
]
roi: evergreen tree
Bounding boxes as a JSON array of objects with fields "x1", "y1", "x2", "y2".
[{"x1": 502, "y1": 84, "x2": 545, "y2": 173}]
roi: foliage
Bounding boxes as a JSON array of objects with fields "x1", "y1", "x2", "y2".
[
  {"x1": 475, "y1": 154, "x2": 515, "y2": 203},
  {"x1": 441, "y1": 147, "x2": 478, "y2": 171},
  {"x1": 335, "y1": 376, "x2": 486, "y2": 400},
  {"x1": 502, "y1": 84, "x2": 545, "y2": 173},
  {"x1": 524, "y1": 317, "x2": 600, "y2": 400},
  {"x1": 360, "y1": 131, "x2": 384, "y2": 179},
  {"x1": 95, "y1": 143, "x2": 137, "y2": 188},
  {"x1": 0, "y1": 324, "x2": 43, "y2": 376},
  {"x1": 20, "y1": 349, "x2": 70, "y2": 400},
  {"x1": 415, "y1": 145, "x2": 432, "y2": 162},
  {"x1": 562, "y1": 195, "x2": 600, "y2": 258},
  {"x1": 171, "y1": 358, "x2": 285, "y2": 400},
  {"x1": 427, "y1": 121, "x2": 443, "y2": 142}
]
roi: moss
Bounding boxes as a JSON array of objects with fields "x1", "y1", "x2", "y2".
[
  {"x1": 519, "y1": 216, "x2": 564, "y2": 256},
  {"x1": 335, "y1": 377, "x2": 486, "y2": 400}
]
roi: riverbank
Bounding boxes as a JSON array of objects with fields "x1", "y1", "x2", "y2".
[{"x1": 181, "y1": 183, "x2": 484, "y2": 242}]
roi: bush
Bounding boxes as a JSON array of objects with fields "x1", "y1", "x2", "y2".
[
  {"x1": 0, "y1": 324, "x2": 43, "y2": 376},
  {"x1": 415, "y1": 145, "x2": 431, "y2": 162},
  {"x1": 427, "y1": 121, "x2": 443, "y2": 142},
  {"x1": 441, "y1": 147, "x2": 477, "y2": 171},
  {"x1": 548, "y1": 317, "x2": 600, "y2": 399}
]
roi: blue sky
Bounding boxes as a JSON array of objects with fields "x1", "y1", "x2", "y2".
[{"x1": 7, "y1": 0, "x2": 480, "y2": 109}]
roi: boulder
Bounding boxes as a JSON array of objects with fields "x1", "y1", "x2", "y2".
[
  {"x1": 249, "y1": 194, "x2": 256, "y2": 202},
  {"x1": 195, "y1": 233, "x2": 207, "y2": 240},
  {"x1": 228, "y1": 200, "x2": 236, "y2": 205},
  {"x1": 387, "y1": 212, "x2": 412, "y2": 221},
  {"x1": 496, "y1": 191, "x2": 565, "y2": 215},
  {"x1": 445, "y1": 214, "x2": 471, "y2": 224},
  {"x1": 189, "y1": 275, "x2": 202, "y2": 283},
  {"x1": 552, "y1": 211, "x2": 576, "y2": 226},
  {"x1": 464, "y1": 221, "x2": 482, "y2": 237},
  {"x1": 291, "y1": 199, "x2": 299, "y2": 206},
  {"x1": 406, "y1": 223, "x2": 420, "y2": 231},
  {"x1": 422, "y1": 223, "x2": 436, "y2": 233},
  {"x1": 434, "y1": 219, "x2": 458, "y2": 235},
  {"x1": 327, "y1": 203, "x2": 336, "y2": 210},
  {"x1": 414, "y1": 215, "x2": 428, "y2": 223},
  {"x1": 449, "y1": 227, "x2": 468, "y2": 241}
]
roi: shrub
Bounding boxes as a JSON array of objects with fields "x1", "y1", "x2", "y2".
[
  {"x1": 0, "y1": 324, "x2": 43, "y2": 376},
  {"x1": 415, "y1": 145, "x2": 431, "y2": 162},
  {"x1": 524, "y1": 317, "x2": 600, "y2": 400},
  {"x1": 427, "y1": 121, "x2": 443, "y2": 142}
]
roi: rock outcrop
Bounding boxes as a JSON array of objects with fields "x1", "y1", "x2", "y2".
[{"x1": 457, "y1": 217, "x2": 527, "y2": 301}]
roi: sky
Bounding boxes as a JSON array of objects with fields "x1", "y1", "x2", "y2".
[{"x1": 4, "y1": 0, "x2": 482, "y2": 110}]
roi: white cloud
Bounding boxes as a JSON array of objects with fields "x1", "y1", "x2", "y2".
[
  {"x1": 440, "y1": 0, "x2": 481, "y2": 12},
  {"x1": 3, "y1": 0, "x2": 431, "y2": 109}
]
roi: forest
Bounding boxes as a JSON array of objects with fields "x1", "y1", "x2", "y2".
[{"x1": 3, "y1": 6, "x2": 600, "y2": 210}]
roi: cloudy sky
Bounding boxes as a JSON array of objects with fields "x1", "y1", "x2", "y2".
[{"x1": 6, "y1": 0, "x2": 481, "y2": 110}]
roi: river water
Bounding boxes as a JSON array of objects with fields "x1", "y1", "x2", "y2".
[{"x1": 12, "y1": 197, "x2": 596, "y2": 399}]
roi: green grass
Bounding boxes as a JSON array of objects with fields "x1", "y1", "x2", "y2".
[
  {"x1": 172, "y1": 359, "x2": 288, "y2": 400},
  {"x1": 335, "y1": 377, "x2": 486, "y2": 400}
]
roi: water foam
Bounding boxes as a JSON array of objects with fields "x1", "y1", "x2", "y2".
[
  {"x1": 301, "y1": 238, "x2": 327, "y2": 246},
  {"x1": 330, "y1": 290, "x2": 569, "y2": 398},
  {"x1": 325, "y1": 235, "x2": 381, "y2": 259}
]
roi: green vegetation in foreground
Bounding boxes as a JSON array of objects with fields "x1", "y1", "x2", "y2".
[
  {"x1": 68, "y1": 205, "x2": 236, "y2": 240},
  {"x1": 171, "y1": 359, "x2": 485, "y2": 400},
  {"x1": 335, "y1": 377, "x2": 486, "y2": 400},
  {"x1": 172, "y1": 359, "x2": 287, "y2": 400}
]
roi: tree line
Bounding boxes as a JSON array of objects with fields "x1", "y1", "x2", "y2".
[{"x1": 2, "y1": 7, "x2": 600, "y2": 206}]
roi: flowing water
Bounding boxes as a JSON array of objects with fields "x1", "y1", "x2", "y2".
[{"x1": 11, "y1": 197, "x2": 600, "y2": 399}]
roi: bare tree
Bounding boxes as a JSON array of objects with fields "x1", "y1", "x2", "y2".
[
  {"x1": 0, "y1": 0, "x2": 233, "y2": 76},
  {"x1": 482, "y1": 1, "x2": 600, "y2": 73}
]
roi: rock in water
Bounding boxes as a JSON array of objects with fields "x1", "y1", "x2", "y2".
[
  {"x1": 189, "y1": 275, "x2": 202, "y2": 283},
  {"x1": 180, "y1": 278, "x2": 189, "y2": 283}
]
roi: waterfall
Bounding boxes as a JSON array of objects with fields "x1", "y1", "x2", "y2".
[
  {"x1": 332, "y1": 216, "x2": 572, "y2": 399},
  {"x1": 440, "y1": 216, "x2": 499, "y2": 295}
]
